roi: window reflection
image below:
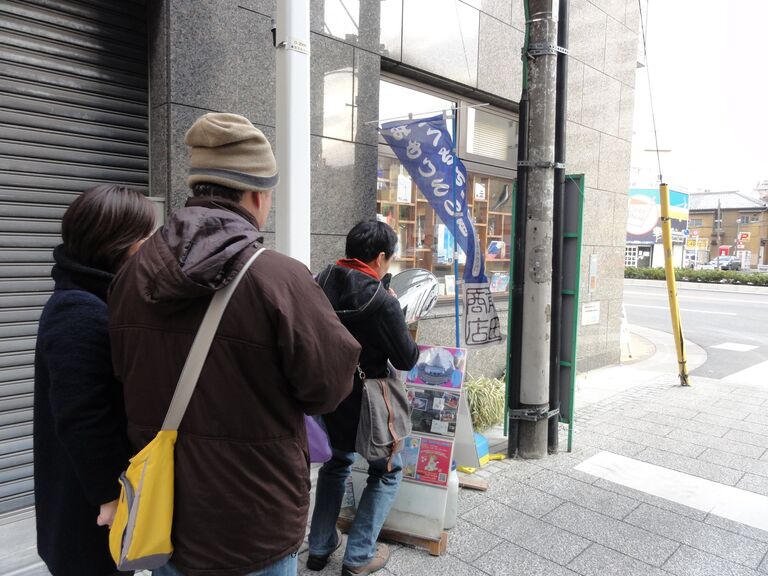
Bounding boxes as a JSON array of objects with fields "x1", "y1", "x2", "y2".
[
  {"x1": 377, "y1": 79, "x2": 517, "y2": 295},
  {"x1": 377, "y1": 156, "x2": 514, "y2": 294},
  {"x1": 378, "y1": 80, "x2": 455, "y2": 138},
  {"x1": 402, "y1": 0, "x2": 479, "y2": 87},
  {"x1": 380, "y1": 0, "x2": 403, "y2": 59},
  {"x1": 320, "y1": 0, "x2": 360, "y2": 43}
]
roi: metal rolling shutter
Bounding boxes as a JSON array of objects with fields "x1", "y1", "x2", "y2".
[{"x1": 0, "y1": 0, "x2": 147, "y2": 514}]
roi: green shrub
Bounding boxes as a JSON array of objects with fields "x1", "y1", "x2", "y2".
[
  {"x1": 624, "y1": 267, "x2": 768, "y2": 286},
  {"x1": 464, "y1": 376, "x2": 506, "y2": 432}
]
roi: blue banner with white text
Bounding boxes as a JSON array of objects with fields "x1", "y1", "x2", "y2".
[{"x1": 381, "y1": 115, "x2": 502, "y2": 347}]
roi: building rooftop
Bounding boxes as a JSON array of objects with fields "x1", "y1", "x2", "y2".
[{"x1": 689, "y1": 191, "x2": 767, "y2": 211}]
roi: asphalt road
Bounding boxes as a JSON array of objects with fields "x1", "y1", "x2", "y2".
[{"x1": 623, "y1": 281, "x2": 768, "y2": 380}]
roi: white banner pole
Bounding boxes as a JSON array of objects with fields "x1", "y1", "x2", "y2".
[{"x1": 275, "y1": 0, "x2": 311, "y2": 266}]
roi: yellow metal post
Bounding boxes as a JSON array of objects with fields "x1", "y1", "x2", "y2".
[{"x1": 659, "y1": 183, "x2": 690, "y2": 386}]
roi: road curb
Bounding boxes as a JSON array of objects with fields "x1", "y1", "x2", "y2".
[{"x1": 625, "y1": 278, "x2": 768, "y2": 295}]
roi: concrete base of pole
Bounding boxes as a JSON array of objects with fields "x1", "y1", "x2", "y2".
[{"x1": 518, "y1": 414, "x2": 549, "y2": 459}]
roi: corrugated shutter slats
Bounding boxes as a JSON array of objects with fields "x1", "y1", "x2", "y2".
[{"x1": 0, "y1": 0, "x2": 147, "y2": 514}]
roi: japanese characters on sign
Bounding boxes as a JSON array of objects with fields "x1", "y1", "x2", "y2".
[{"x1": 381, "y1": 115, "x2": 503, "y2": 347}]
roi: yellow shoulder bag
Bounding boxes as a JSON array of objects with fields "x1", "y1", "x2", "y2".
[{"x1": 109, "y1": 248, "x2": 265, "y2": 570}]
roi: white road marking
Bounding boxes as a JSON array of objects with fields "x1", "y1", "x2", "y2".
[
  {"x1": 625, "y1": 304, "x2": 737, "y2": 316},
  {"x1": 721, "y1": 360, "x2": 768, "y2": 384},
  {"x1": 624, "y1": 291, "x2": 768, "y2": 305},
  {"x1": 576, "y1": 451, "x2": 768, "y2": 533},
  {"x1": 711, "y1": 342, "x2": 759, "y2": 352}
]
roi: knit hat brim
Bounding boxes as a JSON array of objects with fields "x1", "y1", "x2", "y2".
[{"x1": 188, "y1": 168, "x2": 279, "y2": 192}]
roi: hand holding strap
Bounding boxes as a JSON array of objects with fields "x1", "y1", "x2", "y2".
[{"x1": 161, "y1": 248, "x2": 265, "y2": 430}]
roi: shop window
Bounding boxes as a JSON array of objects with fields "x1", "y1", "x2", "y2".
[
  {"x1": 376, "y1": 78, "x2": 517, "y2": 295},
  {"x1": 624, "y1": 246, "x2": 639, "y2": 267}
]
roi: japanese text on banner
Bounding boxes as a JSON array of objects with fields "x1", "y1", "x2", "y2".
[{"x1": 381, "y1": 115, "x2": 503, "y2": 347}]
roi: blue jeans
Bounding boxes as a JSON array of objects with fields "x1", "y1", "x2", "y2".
[
  {"x1": 308, "y1": 448, "x2": 402, "y2": 568},
  {"x1": 152, "y1": 552, "x2": 297, "y2": 576}
]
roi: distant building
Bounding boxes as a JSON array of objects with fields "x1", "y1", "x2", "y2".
[
  {"x1": 688, "y1": 191, "x2": 768, "y2": 268},
  {"x1": 756, "y1": 181, "x2": 768, "y2": 203}
]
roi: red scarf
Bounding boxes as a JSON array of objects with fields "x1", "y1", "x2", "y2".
[{"x1": 336, "y1": 258, "x2": 379, "y2": 280}]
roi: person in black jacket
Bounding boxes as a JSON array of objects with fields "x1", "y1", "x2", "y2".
[
  {"x1": 308, "y1": 220, "x2": 419, "y2": 576},
  {"x1": 34, "y1": 185, "x2": 155, "y2": 576}
]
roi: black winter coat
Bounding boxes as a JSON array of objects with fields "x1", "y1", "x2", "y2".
[
  {"x1": 317, "y1": 263, "x2": 420, "y2": 452},
  {"x1": 33, "y1": 246, "x2": 130, "y2": 576}
]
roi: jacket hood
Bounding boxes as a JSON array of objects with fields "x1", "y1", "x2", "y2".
[
  {"x1": 317, "y1": 264, "x2": 388, "y2": 322},
  {"x1": 133, "y1": 197, "x2": 263, "y2": 303}
]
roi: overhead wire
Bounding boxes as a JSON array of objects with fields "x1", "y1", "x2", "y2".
[{"x1": 637, "y1": 0, "x2": 663, "y2": 183}]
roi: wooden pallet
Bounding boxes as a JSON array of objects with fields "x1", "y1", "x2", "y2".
[
  {"x1": 458, "y1": 475, "x2": 488, "y2": 491},
  {"x1": 336, "y1": 517, "x2": 448, "y2": 556}
]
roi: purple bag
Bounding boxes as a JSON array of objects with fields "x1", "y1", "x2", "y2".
[{"x1": 304, "y1": 414, "x2": 332, "y2": 463}]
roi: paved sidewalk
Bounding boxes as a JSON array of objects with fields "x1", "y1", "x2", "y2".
[
  {"x1": 7, "y1": 324, "x2": 768, "y2": 575},
  {"x1": 301, "y1": 325, "x2": 768, "y2": 576}
]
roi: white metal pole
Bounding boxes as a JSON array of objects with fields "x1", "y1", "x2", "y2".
[{"x1": 275, "y1": 0, "x2": 311, "y2": 266}]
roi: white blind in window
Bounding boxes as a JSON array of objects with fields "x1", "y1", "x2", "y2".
[{"x1": 467, "y1": 108, "x2": 517, "y2": 162}]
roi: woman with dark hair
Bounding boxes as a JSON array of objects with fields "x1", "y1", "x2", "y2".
[
  {"x1": 309, "y1": 220, "x2": 419, "y2": 576},
  {"x1": 34, "y1": 184, "x2": 155, "y2": 576}
]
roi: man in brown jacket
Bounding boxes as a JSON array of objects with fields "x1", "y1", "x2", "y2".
[{"x1": 109, "y1": 112, "x2": 361, "y2": 576}]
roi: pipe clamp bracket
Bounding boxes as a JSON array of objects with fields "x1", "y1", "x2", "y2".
[
  {"x1": 527, "y1": 43, "x2": 570, "y2": 57},
  {"x1": 518, "y1": 160, "x2": 565, "y2": 169},
  {"x1": 509, "y1": 407, "x2": 560, "y2": 422}
]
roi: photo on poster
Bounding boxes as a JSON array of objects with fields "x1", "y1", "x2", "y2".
[
  {"x1": 407, "y1": 387, "x2": 460, "y2": 437},
  {"x1": 402, "y1": 436, "x2": 421, "y2": 479},
  {"x1": 407, "y1": 345, "x2": 467, "y2": 389}
]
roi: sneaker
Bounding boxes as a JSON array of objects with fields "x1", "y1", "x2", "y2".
[
  {"x1": 306, "y1": 528, "x2": 343, "y2": 571},
  {"x1": 341, "y1": 543, "x2": 390, "y2": 576}
]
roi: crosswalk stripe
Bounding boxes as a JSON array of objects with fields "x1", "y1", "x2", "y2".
[
  {"x1": 576, "y1": 451, "x2": 768, "y2": 533},
  {"x1": 721, "y1": 360, "x2": 768, "y2": 384}
]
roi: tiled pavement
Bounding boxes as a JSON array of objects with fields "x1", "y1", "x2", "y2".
[
  {"x1": 300, "y1": 333, "x2": 768, "y2": 576},
  {"x1": 6, "y1": 327, "x2": 768, "y2": 575}
]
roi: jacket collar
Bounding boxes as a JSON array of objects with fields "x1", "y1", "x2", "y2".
[
  {"x1": 51, "y1": 244, "x2": 114, "y2": 302},
  {"x1": 185, "y1": 196, "x2": 262, "y2": 235},
  {"x1": 336, "y1": 258, "x2": 380, "y2": 280}
]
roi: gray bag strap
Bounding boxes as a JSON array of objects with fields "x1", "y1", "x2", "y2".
[{"x1": 161, "y1": 247, "x2": 266, "y2": 430}]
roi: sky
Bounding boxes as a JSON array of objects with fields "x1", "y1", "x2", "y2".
[{"x1": 631, "y1": 0, "x2": 768, "y2": 195}]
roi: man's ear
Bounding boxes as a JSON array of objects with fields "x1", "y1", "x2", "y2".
[{"x1": 250, "y1": 190, "x2": 263, "y2": 208}]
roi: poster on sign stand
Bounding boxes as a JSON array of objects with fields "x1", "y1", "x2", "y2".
[{"x1": 340, "y1": 345, "x2": 477, "y2": 554}]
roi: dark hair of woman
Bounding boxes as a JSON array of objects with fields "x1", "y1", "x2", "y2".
[
  {"x1": 61, "y1": 184, "x2": 155, "y2": 273},
  {"x1": 345, "y1": 219, "x2": 398, "y2": 263},
  {"x1": 191, "y1": 182, "x2": 245, "y2": 203}
]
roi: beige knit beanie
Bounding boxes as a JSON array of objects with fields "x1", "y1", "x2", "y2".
[{"x1": 185, "y1": 113, "x2": 279, "y2": 192}]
